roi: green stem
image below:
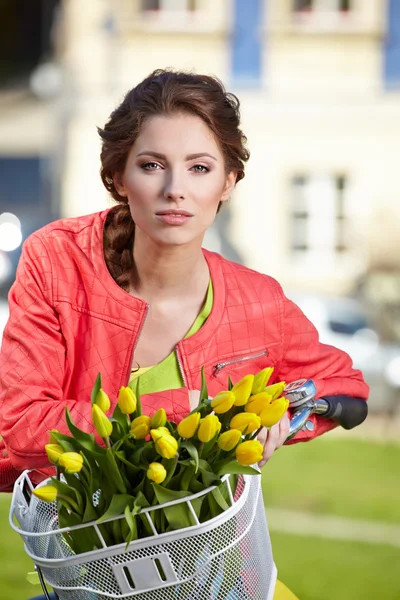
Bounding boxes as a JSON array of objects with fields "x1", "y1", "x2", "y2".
[
  {"x1": 250, "y1": 426, "x2": 263, "y2": 440},
  {"x1": 104, "y1": 436, "x2": 112, "y2": 450}
]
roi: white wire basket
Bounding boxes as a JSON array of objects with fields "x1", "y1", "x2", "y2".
[{"x1": 10, "y1": 470, "x2": 277, "y2": 600}]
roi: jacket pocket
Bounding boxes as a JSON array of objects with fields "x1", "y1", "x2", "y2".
[{"x1": 213, "y1": 349, "x2": 269, "y2": 376}]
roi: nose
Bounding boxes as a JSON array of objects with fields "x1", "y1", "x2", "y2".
[{"x1": 163, "y1": 170, "x2": 185, "y2": 202}]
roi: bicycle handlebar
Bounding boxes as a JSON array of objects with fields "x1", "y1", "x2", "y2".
[{"x1": 285, "y1": 379, "x2": 368, "y2": 442}]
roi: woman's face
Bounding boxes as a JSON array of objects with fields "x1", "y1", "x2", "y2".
[{"x1": 114, "y1": 113, "x2": 236, "y2": 249}]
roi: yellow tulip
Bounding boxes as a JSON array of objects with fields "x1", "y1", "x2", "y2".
[
  {"x1": 230, "y1": 412, "x2": 260, "y2": 434},
  {"x1": 155, "y1": 435, "x2": 178, "y2": 459},
  {"x1": 211, "y1": 391, "x2": 236, "y2": 414},
  {"x1": 92, "y1": 404, "x2": 113, "y2": 438},
  {"x1": 95, "y1": 388, "x2": 111, "y2": 413},
  {"x1": 59, "y1": 452, "x2": 84, "y2": 474},
  {"x1": 260, "y1": 397, "x2": 289, "y2": 428},
  {"x1": 217, "y1": 429, "x2": 242, "y2": 452},
  {"x1": 245, "y1": 392, "x2": 272, "y2": 416},
  {"x1": 118, "y1": 386, "x2": 137, "y2": 414},
  {"x1": 33, "y1": 485, "x2": 58, "y2": 503},
  {"x1": 150, "y1": 408, "x2": 167, "y2": 429},
  {"x1": 45, "y1": 444, "x2": 64, "y2": 465},
  {"x1": 147, "y1": 462, "x2": 167, "y2": 484},
  {"x1": 251, "y1": 367, "x2": 274, "y2": 395},
  {"x1": 264, "y1": 381, "x2": 287, "y2": 401},
  {"x1": 150, "y1": 427, "x2": 167, "y2": 442},
  {"x1": 236, "y1": 440, "x2": 264, "y2": 466},
  {"x1": 177, "y1": 412, "x2": 200, "y2": 439},
  {"x1": 231, "y1": 374, "x2": 254, "y2": 406},
  {"x1": 131, "y1": 415, "x2": 151, "y2": 439},
  {"x1": 197, "y1": 414, "x2": 221, "y2": 443}
]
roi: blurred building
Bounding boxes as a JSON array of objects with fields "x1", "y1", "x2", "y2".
[{"x1": 1, "y1": 0, "x2": 400, "y2": 307}]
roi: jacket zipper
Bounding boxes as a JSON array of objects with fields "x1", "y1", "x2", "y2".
[
  {"x1": 176, "y1": 345, "x2": 187, "y2": 387},
  {"x1": 126, "y1": 304, "x2": 149, "y2": 385},
  {"x1": 213, "y1": 349, "x2": 269, "y2": 376}
]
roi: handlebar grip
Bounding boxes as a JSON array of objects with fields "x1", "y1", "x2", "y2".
[{"x1": 320, "y1": 396, "x2": 368, "y2": 429}]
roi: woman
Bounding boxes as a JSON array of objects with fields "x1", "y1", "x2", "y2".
[{"x1": 0, "y1": 70, "x2": 368, "y2": 599}]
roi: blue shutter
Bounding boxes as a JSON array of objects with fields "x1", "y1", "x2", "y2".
[
  {"x1": 384, "y1": 0, "x2": 400, "y2": 88},
  {"x1": 231, "y1": 0, "x2": 264, "y2": 88}
]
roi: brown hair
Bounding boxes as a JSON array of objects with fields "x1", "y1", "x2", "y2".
[{"x1": 99, "y1": 69, "x2": 250, "y2": 291}]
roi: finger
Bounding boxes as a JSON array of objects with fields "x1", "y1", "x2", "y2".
[
  {"x1": 276, "y1": 413, "x2": 290, "y2": 449},
  {"x1": 258, "y1": 423, "x2": 280, "y2": 468}
]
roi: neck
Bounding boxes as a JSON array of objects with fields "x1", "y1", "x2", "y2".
[{"x1": 132, "y1": 234, "x2": 209, "y2": 301}]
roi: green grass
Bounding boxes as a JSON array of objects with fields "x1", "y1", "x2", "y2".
[
  {"x1": 261, "y1": 436, "x2": 400, "y2": 523},
  {"x1": 1, "y1": 436, "x2": 398, "y2": 599},
  {"x1": 271, "y1": 531, "x2": 400, "y2": 600}
]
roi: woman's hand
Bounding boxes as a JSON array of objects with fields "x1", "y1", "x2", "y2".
[{"x1": 257, "y1": 412, "x2": 290, "y2": 468}]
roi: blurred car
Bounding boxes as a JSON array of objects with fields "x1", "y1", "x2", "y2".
[{"x1": 286, "y1": 292, "x2": 400, "y2": 414}]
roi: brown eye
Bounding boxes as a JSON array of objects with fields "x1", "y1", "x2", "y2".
[{"x1": 191, "y1": 165, "x2": 209, "y2": 173}]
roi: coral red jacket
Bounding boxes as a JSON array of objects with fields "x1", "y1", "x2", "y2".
[{"x1": 0, "y1": 210, "x2": 368, "y2": 489}]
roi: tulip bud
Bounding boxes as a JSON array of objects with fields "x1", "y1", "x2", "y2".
[
  {"x1": 45, "y1": 444, "x2": 64, "y2": 465},
  {"x1": 260, "y1": 397, "x2": 289, "y2": 428},
  {"x1": 217, "y1": 429, "x2": 242, "y2": 452},
  {"x1": 235, "y1": 440, "x2": 264, "y2": 466},
  {"x1": 147, "y1": 462, "x2": 167, "y2": 484},
  {"x1": 230, "y1": 412, "x2": 260, "y2": 434},
  {"x1": 245, "y1": 392, "x2": 272, "y2": 416},
  {"x1": 131, "y1": 415, "x2": 151, "y2": 439},
  {"x1": 150, "y1": 408, "x2": 167, "y2": 429},
  {"x1": 33, "y1": 485, "x2": 58, "y2": 503},
  {"x1": 252, "y1": 367, "x2": 274, "y2": 395},
  {"x1": 197, "y1": 414, "x2": 221, "y2": 443},
  {"x1": 59, "y1": 452, "x2": 84, "y2": 474},
  {"x1": 177, "y1": 412, "x2": 200, "y2": 439},
  {"x1": 118, "y1": 386, "x2": 137, "y2": 415},
  {"x1": 92, "y1": 404, "x2": 113, "y2": 438},
  {"x1": 155, "y1": 435, "x2": 178, "y2": 459},
  {"x1": 264, "y1": 381, "x2": 287, "y2": 401},
  {"x1": 211, "y1": 391, "x2": 235, "y2": 414},
  {"x1": 150, "y1": 428, "x2": 165, "y2": 442},
  {"x1": 95, "y1": 388, "x2": 111, "y2": 413},
  {"x1": 48, "y1": 429, "x2": 59, "y2": 445},
  {"x1": 231, "y1": 375, "x2": 254, "y2": 406}
]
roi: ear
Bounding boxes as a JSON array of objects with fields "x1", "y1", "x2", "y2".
[
  {"x1": 220, "y1": 171, "x2": 237, "y2": 203},
  {"x1": 113, "y1": 173, "x2": 128, "y2": 197}
]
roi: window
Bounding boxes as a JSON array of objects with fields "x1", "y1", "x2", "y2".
[
  {"x1": 141, "y1": 0, "x2": 196, "y2": 11},
  {"x1": 290, "y1": 174, "x2": 348, "y2": 258},
  {"x1": 293, "y1": 0, "x2": 351, "y2": 11}
]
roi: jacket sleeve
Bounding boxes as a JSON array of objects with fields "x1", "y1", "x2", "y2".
[
  {"x1": 0, "y1": 234, "x2": 97, "y2": 472},
  {"x1": 274, "y1": 284, "x2": 369, "y2": 443}
]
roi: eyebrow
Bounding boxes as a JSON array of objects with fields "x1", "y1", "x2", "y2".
[{"x1": 136, "y1": 151, "x2": 218, "y2": 161}]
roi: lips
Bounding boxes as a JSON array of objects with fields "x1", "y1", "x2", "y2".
[{"x1": 155, "y1": 210, "x2": 193, "y2": 217}]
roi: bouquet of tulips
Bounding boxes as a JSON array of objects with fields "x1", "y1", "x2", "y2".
[{"x1": 33, "y1": 367, "x2": 289, "y2": 556}]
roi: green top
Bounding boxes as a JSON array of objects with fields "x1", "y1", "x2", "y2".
[{"x1": 129, "y1": 279, "x2": 213, "y2": 394}]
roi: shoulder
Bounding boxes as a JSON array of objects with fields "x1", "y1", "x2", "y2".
[
  {"x1": 204, "y1": 249, "x2": 284, "y2": 299},
  {"x1": 28, "y1": 210, "x2": 108, "y2": 247}
]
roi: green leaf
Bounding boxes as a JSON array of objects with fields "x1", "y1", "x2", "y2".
[
  {"x1": 91, "y1": 373, "x2": 102, "y2": 406},
  {"x1": 129, "y1": 378, "x2": 142, "y2": 416},
  {"x1": 215, "y1": 460, "x2": 260, "y2": 476},
  {"x1": 111, "y1": 403, "x2": 130, "y2": 436},
  {"x1": 210, "y1": 486, "x2": 230, "y2": 511},
  {"x1": 124, "y1": 504, "x2": 138, "y2": 550},
  {"x1": 180, "y1": 464, "x2": 195, "y2": 491},
  {"x1": 228, "y1": 375, "x2": 234, "y2": 391},
  {"x1": 200, "y1": 366, "x2": 209, "y2": 403},
  {"x1": 181, "y1": 440, "x2": 199, "y2": 473},
  {"x1": 151, "y1": 484, "x2": 196, "y2": 530},
  {"x1": 49, "y1": 431, "x2": 79, "y2": 453},
  {"x1": 104, "y1": 449, "x2": 128, "y2": 494},
  {"x1": 96, "y1": 494, "x2": 135, "y2": 524},
  {"x1": 65, "y1": 407, "x2": 98, "y2": 453}
]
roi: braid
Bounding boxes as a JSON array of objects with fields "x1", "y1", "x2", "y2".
[{"x1": 103, "y1": 204, "x2": 139, "y2": 291}]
